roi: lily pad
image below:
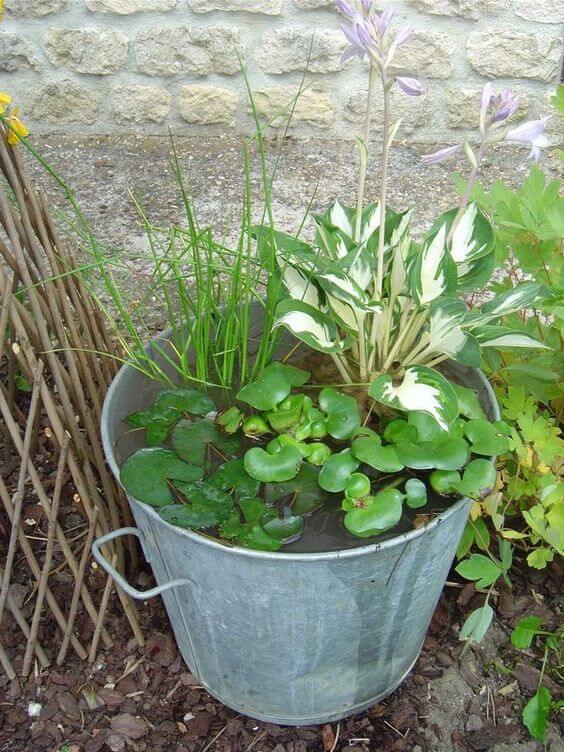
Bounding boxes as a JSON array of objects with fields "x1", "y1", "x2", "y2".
[
  {"x1": 264, "y1": 464, "x2": 329, "y2": 515},
  {"x1": 405, "y1": 478, "x2": 427, "y2": 509},
  {"x1": 453, "y1": 383, "x2": 486, "y2": 420},
  {"x1": 155, "y1": 388, "x2": 216, "y2": 415},
  {"x1": 244, "y1": 445, "x2": 303, "y2": 483},
  {"x1": 263, "y1": 514, "x2": 304, "y2": 541},
  {"x1": 125, "y1": 404, "x2": 181, "y2": 446},
  {"x1": 396, "y1": 438, "x2": 468, "y2": 471},
  {"x1": 172, "y1": 418, "x2": 241, "y2": 466},
  {"x1": 306, "y1": 443, "x2": 332, "y2": 466},
  {"x1": 408, "y1": 412, "x2": 442, "y2": 443},
  {"x1": 159, "y1": 503, "x2": 218, "y2": 530},
  {"x1": 318, "y1": 388, "x2": 361, "y2": 440},
  {"x1": 344, "y1": 488, "x2": 404, "y2": 537},
  {"x1": 453, "y1": 458, "x2": 496, "y2": 500},
  {"x1": 318, "y1": 450, "x2": 360, "y2": 493},
  {"x1": 237, "y1": 524, "x2": 282, "y2": 551},
  {"x1": 237, "y1": 497, "x2": 277, "y2": 525},
  {"x1": 208, "y1": 459, "x2": 260, "y2": 500},
  {"x1": 353, "y1": 440, "x2": 404, "y2": 473},
  {"x1": 429, "y1": 469, "x2": 461, "y2": 495},
  {"x1": 384, "y1": 420, "x2": 418, "y2": 444},
  {"x1": 120, "y1": 448, "x2": 204, "y2": 507},
  {"x1": 216, "y1": 406, "x2": 243, "y2": 434},
  {"x1": 236, "y1": 362, "x2": 310, "y2": 411},
  {"x1": 463, "y1": 419, "x2": 510, "y2": 456},
  {"x1": 173, "y1": 481, "x2": 234, "y2": 522}
]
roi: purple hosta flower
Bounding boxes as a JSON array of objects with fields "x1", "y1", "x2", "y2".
[
  {"x1": 336, "y1": 1, "x2": 411, "y2": 66},
  {"x1": 340, "y1": 19, "x2": 372, "y2": 61},
  {"x1": 480, "y1": 82, "x2": 520, "y2": 131},
  {"x1": 421, "y1": 144, "x2": 462, "y2": 165},
  {"x1": 505, "y1": 117, "x2": 550, "y2": 161},
  {"x1": 395, "y1": 76, "x2": 423, "y2": 97}
]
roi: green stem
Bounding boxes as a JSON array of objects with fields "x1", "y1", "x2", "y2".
[
  {"x1": 446, "y1": 141, "x2": 487, "y2": 245},
  {"x1": 354, "y1": 65, "x2": 378, "y2": 244},
  {"x1": 375, "y1": 70, "x2": 391, "y2": 301}
]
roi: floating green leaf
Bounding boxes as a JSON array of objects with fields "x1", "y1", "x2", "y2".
[
  {"x1": 217, "y1": 406, "x2": 243, "y2": 433},
  {"x1": 264, "y1": 464, "x2": 329, "y2": 515},
  {"x1": 208, "y1": 459, "x2": 260, "y2": 500},
  {"x1": 345, "y1": 473, "x2": 371, "y2": 499},
  {"x1": 454, "y1": 458, "x2": 496, "y2": 499},
  {"x1": 242, "y1": 415, "x2": 270, "y2": 437},
  {"x1": 395, "y1": 438, "x2": 468, "y2": 471},
  {"x1": 464, "y1": 419, "x2": 510, "y2": 456},
  {"x1": 429, "y1": 469, "x2": 461, "y2": 495},
  {"x1": 405, "y1": 478, "x2": 427, "y2": 509},
  {"x1": 120, "y1": 448, "x2": 204, "y2": 507},
  {"x1": 173, "y1": 481, "x2": 234, "y2": 523},
  {"x1": 306, "y1": 443, "x2": 332, "y2": 466},
  {"x1": 155, "y1": 388, "x2": 216, "y2": 415},
  {"x1": 263, "y1": 514, "x2": 304, "y2": 541},
  {"x1": 237, "y1": 497, "x2": 277, "y2": 525},
  {"x1": 344, "y1": 488, "x2": 404, "y2": 537},
  {"x1": 383, "y1": 419, "x2": 418, "y2": 444},
  {"x1": 244, "y1": 445, "x2": 303, "y2": 483},
  {"x1": 172, "y1": 418, "x2": 240, "y2": 466},
  {"x1": 236, "y1": 361, "x2": 310, "y2": 411},
  {"x1": 408, "y1": 411, "x2": 442, "y2": 443},
  {"x1": 354, "y1": 441, "x2": 404, "y2": 473},
  {"x1": 318, "y1": 388, "x2": 361, "y2": 440},
  {"x1": 159, "y1": 503, "x2": 218, "y2": 530},
  {"x1": 237, "y1": 524, "x2": 282, "y2": 551},
  {"x1": 453, "y1": 383, "x2": 486, "y2": 420},
  {"x1": 318, "y1": 450, "x2": 360, "y2": 493}
]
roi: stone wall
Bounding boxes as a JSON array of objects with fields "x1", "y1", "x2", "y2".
[{"x1": 1, "y1": 0, "x2": 562, "y2": 142}]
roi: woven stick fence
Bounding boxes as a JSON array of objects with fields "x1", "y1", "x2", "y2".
[{"x1": 0, "y1": 122, "x2": 144, "y2": 680}]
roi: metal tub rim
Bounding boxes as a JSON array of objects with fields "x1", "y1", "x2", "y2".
[{"x1": 102, "y1": 352, "x2": 498, "y2": 563}]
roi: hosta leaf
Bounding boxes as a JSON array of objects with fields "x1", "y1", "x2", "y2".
[
  {"x1": 522, "y1": 687, "x2": 552, "y2": 742},
  {"x1": 282, "y1": 265, "x2": 321, "y2": 308},
  {"x1": 274, "y1": 299, "x2": 349, "y2": 354},
  {"x1": 316, "y1": 270, "x2": 371, "y2": 308},
  {"x1": 237, "y1": 361, "x2": 310, "y2": 410},
  {"x1": 457, "y1": 250, "x2": 496, "y2": 292},
  {"x1": 369, "y1": 366, "x2": 458, "y2": 430},
  {"x1": 244, "y1": 445, "x2": 303, "y2": 483},
  {"x1": 338, "y1": 244, "x2": 373, "y2": 291},
  {"x1": 318, "y1": 388, "x2": 361, "y2": 440},
  {"x1": 120, "y1": 448, "x2": 204, "y2": 507},
  {"x1": 171, "y1": 419, "x2": 240, "y2": 466},
  {"x1": 480, "y1": 282, "x2": 550, "y2": 320},
  {"x1": 208, "y1": 459, "x2": 260, "y2": 500},
  {"x1": 429, "y1": 202, "x2": 494, "y2": 272},
  {"x1": 473, "y1": 325, "x2": 550, "y2": 350},
  {"x1": 427, "y1": 299, "x2": 482, "y2": 367},
  {"x1": 344, "y1": 488, "x2": 404, "y2": 538},
  {"x1": 318, "y1": 450, "x2": 359, "y2": 493},
  {"x1": 408, "y1": 224, "x2": 456, "y2": 306},
  {"x1": 459, "y1": 604, "x2": 493, "y2": 645},
  {"x1": 328, "y1": 199, "x2": 354, "y2": 239}
]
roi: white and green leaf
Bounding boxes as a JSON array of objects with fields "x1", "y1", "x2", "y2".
[
  {"x1": 274, "y1": 299, "x2": 349, "y2": 354},
  {"x1": 281, "y1": 265, "x2": 321, "y2": 308},
  {"x1": 427, "y1": 299, "x2": 481, "y2": 367},
  {"x1": 408, "y1": 225, "x2": 456, "y2": 306},
  {"x1": 473, "y1": 325, "x2": 551, "y2": 350},
  {"x1": 479, "y1": 282, "x2": 550, "y2": 321},
  {"x1": 368, "y1": 365, "x2": 459, "y2": 430}
]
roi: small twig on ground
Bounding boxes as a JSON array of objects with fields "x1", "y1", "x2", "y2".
[
  {"x1": 22, "y1": 434, "x2": 69, "y2": 676},
  {"x1": 201, "y1": 724, "x2": 227, "y2": 752},
  {"x1": 88, "y1": 554, "x2": 117, "y2": 663}
]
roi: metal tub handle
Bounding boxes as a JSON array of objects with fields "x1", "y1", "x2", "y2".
[{"x1": 92, "y1": 527, "x2": 192, "y2": 600}]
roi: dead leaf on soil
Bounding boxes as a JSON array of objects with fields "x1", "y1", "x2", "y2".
[{"x1": 110, "y1": 712, "x2": 149, "y2": 739}]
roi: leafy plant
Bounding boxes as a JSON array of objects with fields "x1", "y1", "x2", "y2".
[{"x1": 510, "y1": 617, "x2": 563, "y2": 742}]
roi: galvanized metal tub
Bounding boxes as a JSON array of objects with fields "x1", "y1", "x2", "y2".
[{"x1": 94, "y1": 331, "x2": 498, "y2": 726}]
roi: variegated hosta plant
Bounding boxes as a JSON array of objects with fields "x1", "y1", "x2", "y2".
[{"x1": 262, "y1": 0, "x2": 552, "y2": 431}]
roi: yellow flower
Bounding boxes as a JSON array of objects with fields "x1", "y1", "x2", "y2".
[
  {"x1": 0, "y1": 91, "x2": 12, "y2": 112},
  {"x1": 7, "y1": 108, "x2": 30, "y2": 146}
]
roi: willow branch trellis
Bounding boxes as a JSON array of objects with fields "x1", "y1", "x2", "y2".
[{"x1": 0, "y1": 122, "x2": 144, "y2": 679}]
